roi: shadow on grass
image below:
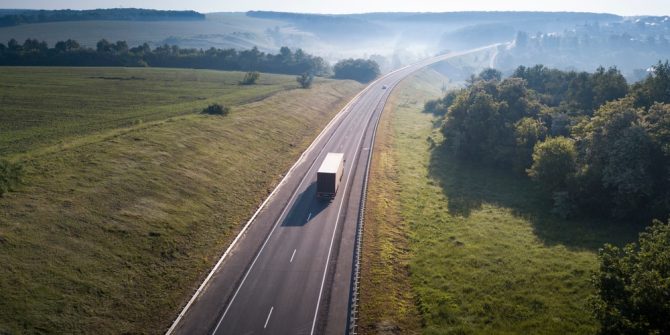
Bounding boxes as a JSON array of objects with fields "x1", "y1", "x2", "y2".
[{"x1": 428, "y1": 144, "x2": 641, "y2": 251}]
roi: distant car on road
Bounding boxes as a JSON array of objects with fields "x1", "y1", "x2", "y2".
[
  {"x1": 382, "y1": 85, "x2": 387, "y2": 89},
  {"x1": 317, "y1": 152, "x2": 344, "y2": 199}
]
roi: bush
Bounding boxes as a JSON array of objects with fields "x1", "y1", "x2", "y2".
[
  {"x1": 296, "y1": 72, "x2": 314, "y2": 88},
  {"x1": 332, "y1": 58, "x2": 380, "y2": 83},
  {"x1": 477, "y1": 68, "x2": 502, "y2": 82},
  {"x1": 0, "y1": 159, "x2": 23, "y2": 197},
  {"x1": 240, "y1": 71, "x2": 260, "y2": 85},
  {"x1": 514, "y1": 117, "x2": 548, "y2": 172},
  {"x1": 527, "y1": 137, "x2": 577, "y2": 192},
  {"x1": 201, "y1": 103, "x2": 230, "y2": 116},
  {"x1": 591, "y1": 219, "x2": 670, "y2": 334}
]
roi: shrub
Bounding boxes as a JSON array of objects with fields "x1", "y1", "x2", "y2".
[
  {"x1": 0, "y1": 159, "x2": 23, "y2": 197},
  {"x1": 514, "y1": 117, "x2": 548, "y2": 172},
  {"x1": 201, "y1": 103, "x2": 230, "y2": 116},
  {"x1": 527, "y1": 136, "x2": 577, "y2": 192},
  {"x1": 296, "y1": 72, "x2": 314, "y2": 88},
  {"x1": 591, "y1": 219, "x2": 670, "y2": 334},
  {"x1": 332, "y1": 58, "x2": 380, "y2": 83},
  {"x1": 240, "y1": 71, "x2": 260, "y2": 85}
]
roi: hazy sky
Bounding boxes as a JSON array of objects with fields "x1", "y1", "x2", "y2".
[{"x1": 2, "y1": 0, "x2": 670, "y2": 16}]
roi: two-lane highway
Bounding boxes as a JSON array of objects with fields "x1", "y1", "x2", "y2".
[{"x1": 167, "y1": 45, "x2": 497, "y2": 335}]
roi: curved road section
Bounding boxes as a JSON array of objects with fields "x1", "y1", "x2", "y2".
[{"x1": 167, "y1": 45, "x2": 496, "y2": 335}]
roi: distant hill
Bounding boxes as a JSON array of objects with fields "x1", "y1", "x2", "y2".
[
  {"x1": 0, "y1": 9, "x2": 666, "y2": 74},
  {"x1": 0, "y1": 8, "x2": 204, "y2": 27},
  {"x1": 247, "y1": 11, "x2": 385, "y2": 43},
  {"x1": 385, "y1": 11, "x2": 621, "y2": 22}
]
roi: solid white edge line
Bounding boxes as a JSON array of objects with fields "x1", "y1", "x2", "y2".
[
  {"x1": 308, "y1": 78, "x2": 381, "y2": 335},
  {"x1": 209, "y1": 93, "x2": 368, "y2": 334},
  {"x1": 166, "y1": 72, "x2": 372, "y2": 335},
  {"x1": 308, "y1": 44, "x2": 503, "y2": 335},
  {"x1": 210, "y1": 67, "x2": 395, "y2": 335},
  {"x1": 264, "y1": 306, "x2": 274, "y2": 329},
  {"x1": 165, "y1": 43, "x2": 501, "y2": 335}
]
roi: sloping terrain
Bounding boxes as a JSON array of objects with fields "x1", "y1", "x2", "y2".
[{"x1": 0, "y1": 67, "x2": 363, "y2": 334}]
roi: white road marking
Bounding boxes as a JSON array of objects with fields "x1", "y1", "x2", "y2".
[
  {"x1": 166, "y1": 51, "x2": 378, "y2": 335},
  {"x1": 264, "y1": 306, "x2": 274, "y2": 329},
  {"x1": 209, "y1": 79, "x2": 380, "y2": 335},
  {"x1": 309, "y1": 88, "x2": 379, "y2": 335},
  {"x1": 307, "y1": 212, "x2": 312, "y2": 221},
  {"x1": 191, "y1": 44, "x2": 502, "y2": 335},
  {"x1": 290, "y1": 249, "x2": 297, "y2": 263},
  {"x1": 307, "y1": 45, "x2": 504, "y2": 333}
]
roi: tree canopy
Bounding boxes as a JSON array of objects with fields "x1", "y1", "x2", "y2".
[
  {"x1": 432, "y1": 63, "x2": 670, "y2": 221},
  {"x1": 332, "y1": 58, "x2": 380, "y2": 83},
  {"x1": 0, "y1": 38, "x2": 331, "y2": 76},
  {"x1": 591, "y1": 219, "x2": 670, "y2": 334}
]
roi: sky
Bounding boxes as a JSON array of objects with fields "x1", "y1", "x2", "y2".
[{"x1": 2, "y1": 0, "x2": 670, "y2": 16}]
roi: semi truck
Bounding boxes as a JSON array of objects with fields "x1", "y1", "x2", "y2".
[{"x1": 316, "y1": 152, "x2": 344, "y2": 198}]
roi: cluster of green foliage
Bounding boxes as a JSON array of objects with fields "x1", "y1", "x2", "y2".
[
  {"x1": 296, "y1": 72, "x2": 314, "y2": 88},
  {"x1": 513, "y1": 64, "x2": 630, "y2": 112},
  {"x1": 201, "y1": 103, "x2": 230, "y2": 116},
  {"x1": 0, "y1": 8, "x2": 204, "y2": 27},
  {"x1": 239, "y1": 71, "x2": 260, "y2": 85},
  {"x1": 592, "y1": 219, "x2": 670, "y2": 334},
  {"x1": 0, "y1": 160, "x2": 22, "y2": 196},
  {"x1": 432, "y1": 61, "x2": 670, "y2": 220},
  {"x1": 333, "y1": 58, "x2": 380, "y2": 83},
  {"x1": 0, "y1": 38, "x2": 331, "y2": 76}
]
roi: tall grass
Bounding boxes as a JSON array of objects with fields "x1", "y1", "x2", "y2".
[{"x1": 359, "y1": 67, "x2": 640, "y2": 334}]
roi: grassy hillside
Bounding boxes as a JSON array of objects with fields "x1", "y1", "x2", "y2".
[
  {"x1": 0, "y1": 13, "x2": 282, "y2": 50},
  {"x1": 0, "y1": 67, "x2": 363, "y2": 333},
  {"x1": 0, "y1": 67, "x2": 300, "y2": 157},
  {"x1": 359, "y1": 67, "x2": 639, "y2": 334}
]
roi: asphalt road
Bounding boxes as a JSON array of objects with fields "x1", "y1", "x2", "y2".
[{"x1": 167, "y1": 46, "x2": 496, "y2": 335}]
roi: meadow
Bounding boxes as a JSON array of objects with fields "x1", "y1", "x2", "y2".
[
  {"x1": 0, "y1": 13, "x2": 282, "y2": 50},
  {"x1": 0, "y1": 67, "x2": 298, "y2": 157},
  {"x1": 0, "y1": 67, "x2": 362, "y2": 333},
  {"x1": 358, "y1": 67, "x2": 640, "y2": 334}
]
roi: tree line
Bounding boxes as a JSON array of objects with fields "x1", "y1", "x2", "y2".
[
  {"x1": 0, "y1": 38, "x2": 383, "y2": 83},
  {"x1": 0, "y1": 8, "x2": 204, "y2": 27},
  {"x1": 427, "y1": 61, "x2": 670, "y2": 221},
  {"x1": 0, "y1": 38, "x2": 331, "y2": 76}
]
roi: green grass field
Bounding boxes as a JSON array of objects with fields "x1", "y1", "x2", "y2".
[
  {"x1": 359, "y1": 67, "x2": 640, "y2": 334},
  {"x1": 0, "y1": 67, "x2": 362, "y2": 333},
  {"x1": 0, "y1": 67, "x2": 300, "y2": 157},
  {"x1": 0, "y1": 13, "x2": 282, "y2": 50}
]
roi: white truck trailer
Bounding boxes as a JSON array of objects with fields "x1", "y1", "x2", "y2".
[{"x1": 316, "y1": 152, "x2": 344, "y2": 198}]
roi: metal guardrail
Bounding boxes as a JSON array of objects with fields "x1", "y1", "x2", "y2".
[
  {"x1": 346, "y1": 45, "x2": 501, "y2": 335},
  {"x1": 347, "y1": 84, "x2": 392, "y2": 335}
]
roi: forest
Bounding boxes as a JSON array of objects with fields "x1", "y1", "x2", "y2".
[
  {"x1": 426, "y1": 61, "x2": 670, "y2": 221},
  {"x1": 0, "y1": 38, "x2": 331, "y2": 76}
]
